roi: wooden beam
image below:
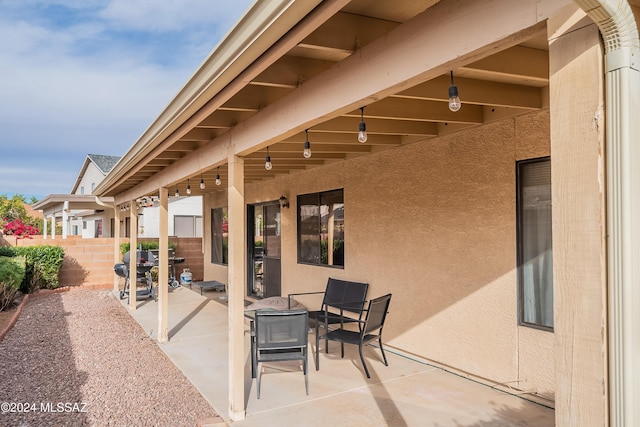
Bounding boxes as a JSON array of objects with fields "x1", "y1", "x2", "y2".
[
  {"x1": 314, "y1": 116, "x2": 439, "y2": 136},
  {"x1": 394, "y1": 75, "x2": 544, "y2": 108}
]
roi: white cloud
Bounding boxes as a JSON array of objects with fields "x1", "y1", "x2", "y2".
[
  {"x1": 0, "y1": 0, "x2": 253, "y2": 198},
  {"x1": 99, "y1": 0, "x2": 253, "y2": 32}
]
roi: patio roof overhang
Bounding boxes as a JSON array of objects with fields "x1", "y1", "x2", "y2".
[
  {"x1": 32, "y1": 194, "x2": 114, "y2": 217},
  {"x1": 94, "y1": 0, "x2": 566, "y2": 205}
]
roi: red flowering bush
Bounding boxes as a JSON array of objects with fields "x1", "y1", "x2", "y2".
[{"x1": 2, "y1": 218, "x2": 39, "y2": 239}]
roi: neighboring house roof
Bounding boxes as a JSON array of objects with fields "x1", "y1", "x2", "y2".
[
  {"x1": 88, "y1": 154, "x2": 121, "y2": 174},
  {"x1": 71, "y1": 154, "x2": 121, "y2": 194}
]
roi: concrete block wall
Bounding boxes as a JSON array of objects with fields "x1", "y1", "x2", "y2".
[{"x1": 0, "y1": 235, "x2": 204, "y2": 287}]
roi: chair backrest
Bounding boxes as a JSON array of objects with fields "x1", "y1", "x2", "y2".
[
  {"x1": 256, "y1": 310, "x2": 308, "y2": 351},
  {"x1": 322, "y1": 278, "x2": 369, "y2": 314},
  {"x1": 362, "y1": 294, "x2": 392, "y2": 335}
]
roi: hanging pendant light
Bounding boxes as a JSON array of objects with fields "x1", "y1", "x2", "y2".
[
  {"x1": 358, "y1": 106, "x2": 368, "y2": 143},
  {"x1": 303, "y1": 129, "x2": 311, "y2": 158},
  {"x1": 215, "y1": 167, "x2": 221, "y2": 186},
  {"x1": 448, "y1": 71, "x2": 461, "y2": 112},
  {"x1": 265, "y1": 147, "x2": 272, "y2": 170},
  {"x1": 186, "y1": 179, "x2": 191, "y2": 195},
  {"x1": 175, "y1": 187, "x2": 179, "y2": 197},
  {"x1": 200, "y1": 174, "x2": 205, "y2": 190}
]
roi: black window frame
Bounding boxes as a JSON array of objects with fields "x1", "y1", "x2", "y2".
[
  {"x1": 516, "y1": 156, "x2": 554, "y2": 331},
  {"x1": 211, "y1": 207, "x2": 228, "y2": 265},
  {"x1": 296, "y1": 188, "x2": 344, "y2": 268}
]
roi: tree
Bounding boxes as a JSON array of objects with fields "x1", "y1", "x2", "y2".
[{"x1": 0, "y1": 194, "x2": 42, "y2": 236}]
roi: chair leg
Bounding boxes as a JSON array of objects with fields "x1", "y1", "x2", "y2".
[
  {"x1": 315, "y1": 322, "x2": 320, "y2": 371},
  {"x1": 256, "y1": 365, "x2": 261, "y2": 399},
  {"x1": 378, "y1": 336, "x2": 389, "y2": 366},
  {"x1": 303, "y1": 350, "x2": 309, "y2": 395},
  {"x1": 358, "y1": 344, "x2": 371, "y2": 379},
  {"x1": 340, "y1": 342, "x2": 344, "y2": 358}
]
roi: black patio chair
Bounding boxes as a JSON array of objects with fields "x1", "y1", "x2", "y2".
[
  {"x1": 288, "y1": 277, "x2": 368, "y2": 330},
  {"x1": 315, "y1": 293, "x2": 392, "y2": 378},
  {"x1": 254, "y1": 309, "x2": 309, "y2": 399}
]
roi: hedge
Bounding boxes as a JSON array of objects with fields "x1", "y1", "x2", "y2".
[{"x1": 0, "y1": 256, "x2": 25, "y2": 311}]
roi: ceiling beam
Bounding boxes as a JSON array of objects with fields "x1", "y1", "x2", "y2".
[
  {"x1": 394, "y1": 75, "x2": 544, "y2": 108},
  {"x1": 250, "y1": 56, "x2": 335, "y2": 88},
  {"x1": 314, "y1": 116, "x2": 439, "y2": 136},
  {"x1": 298, "y1": 11, "x2": 400, "y2": 56},
  {"x1": 284, "y1": 131, "x2": 402, "y2": 145},
  {"x1": 459, "y1": 45, "x2": 549, "y2": 86}
]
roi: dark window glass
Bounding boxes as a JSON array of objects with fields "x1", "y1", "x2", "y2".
[
  {"x1": 211, "y1": 207, "x2": 228, "y2": 265},
  {"x1": 297, "y1": 189, "x2": 344, "y2": 267},
  {"x1": 517, "y1": 158, "x2": 553, "y2": 329}
]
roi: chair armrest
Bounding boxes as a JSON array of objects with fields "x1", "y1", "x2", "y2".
[
  {"x1": 326, "y1": 299, "x2": 367, "y2": 313},
  {"x1": 288, "y1": 291, "x2": 324, "y2": 309}
]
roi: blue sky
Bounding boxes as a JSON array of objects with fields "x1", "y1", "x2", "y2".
[{"x1": 0, "y1": 0, "x2": 253, "y2": 200}]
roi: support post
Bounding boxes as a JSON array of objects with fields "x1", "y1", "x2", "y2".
[
  {"x1": 129, "y1": 203, "x2": 138, "y2": 310},
  {"x1": 227, "y1": 153, "x2": 246, "y2": 421},
  {"x1": 114, "y1": 206, "x2": 121, "y2": 294},
  {"x1": 158, "y1": 188, "x2": 169, "y2": 343},
  {"x1": 62, "y1": 201, "x2": 69, "y2": 239}
]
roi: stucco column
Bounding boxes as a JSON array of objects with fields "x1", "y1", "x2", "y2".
[
  {"x1": 158, "y1": 188, "x2": 169, "y2": 343},
  {"x1": 129, "y1": 203, "x2": 138, "y2": 310},
  {"x1": 114, "y1": 206, "x2": 121, "y2": 294},
  {"x1": 548, "y1": 13, "x2": 608, "y2": 425},
  {"x1": 43, "y1": 216, "x2": 48, "y2": 240},
  {"x1": 50, "y1": 216, "x2": 55, "y2": 239},
  {"x1": 227, "y1": 153, "x2": 246, "y2": 421},
  {"x1": 62, "y1": 201, "x2": 69, "y2": 239}
]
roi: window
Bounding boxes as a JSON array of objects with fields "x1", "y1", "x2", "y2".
[
  {"x1": 211, "y1": 207, "x2": 228, "y2": 265},
  {"x1": 91, "y1": 182, "x2": 95, "y2": 193},
  {"x1": 297, "y1": 189, "x2": 344, "y2": 267},
  {"x1": 174, "y1": 215, "x2": 203, "y2": 237},
  {"x1": 80, "y1": 186, "x2": 84, "y2": 195},
  {"x1": 517, "y1": 157, "x2": 553, "y2": 329}
]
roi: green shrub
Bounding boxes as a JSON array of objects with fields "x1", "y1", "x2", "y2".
[
  {"x1": 0, "y1": 246, "x2": 16, "y2": 257},
  {"x1": 0, "y1": 256, "x2": 25, "y2": 311},
  {"x1": 120, "y1": 241, "x2": 177, "y2": 257},
  {"x1": 14, "y1": 246, "x2": 65, "y2": 292}
]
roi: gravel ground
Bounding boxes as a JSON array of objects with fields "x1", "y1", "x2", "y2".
[{"x1": 0, "y1": 289, "x2": 219, "y2": 427}]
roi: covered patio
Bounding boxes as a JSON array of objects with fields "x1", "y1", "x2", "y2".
[
  {"x1": 93, "y1": 0, "x2": 640, "y2": 424},
  {"x1": 122, "y1": 286, "x2": 554, "y2": 426}
]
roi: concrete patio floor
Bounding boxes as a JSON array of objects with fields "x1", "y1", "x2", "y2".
[{"x1": 120, "y1": 286, "x2": 555, "y2": 426}]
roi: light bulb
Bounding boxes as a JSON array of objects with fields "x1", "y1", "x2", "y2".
[
  {"x1": 358, "y1": 107, "x2": 368, "y2": 142},
  {"x1": 186, "y1": 186, "x2": 191, "y2": 195},
  {"x1": 215, "y1": 175, "x2": 221, "y2": 186},
  {"x1": 175, "y1": 188, "x2": 179, "y2": 197},
  {"x1": 200, "y1": 175, "x2": 205, "y2": 189},
  {"x1": 303, "y1": 140, "x2": 311, "y2": 158},
  {"x1": 448, "y1": 84, "x2": 461, "y2": 112},
  {"x1": 265, "y1": 155, "x2": 272, "y2": 170},
  {"x1": 358, "y1": 122, "x2": 368, "y2": 143}
]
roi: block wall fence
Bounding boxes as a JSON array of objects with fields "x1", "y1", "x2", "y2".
[{"x1": 0, "y1": 235, "x2": 204, "y2": 288}]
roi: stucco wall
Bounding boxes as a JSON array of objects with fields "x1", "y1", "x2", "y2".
[
  {"x1": 202, "y1": 109, "x2": 555, "y2": 399},
  {"x1": 75, "y1": 162, "x2": 103, "y2": 195}
]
